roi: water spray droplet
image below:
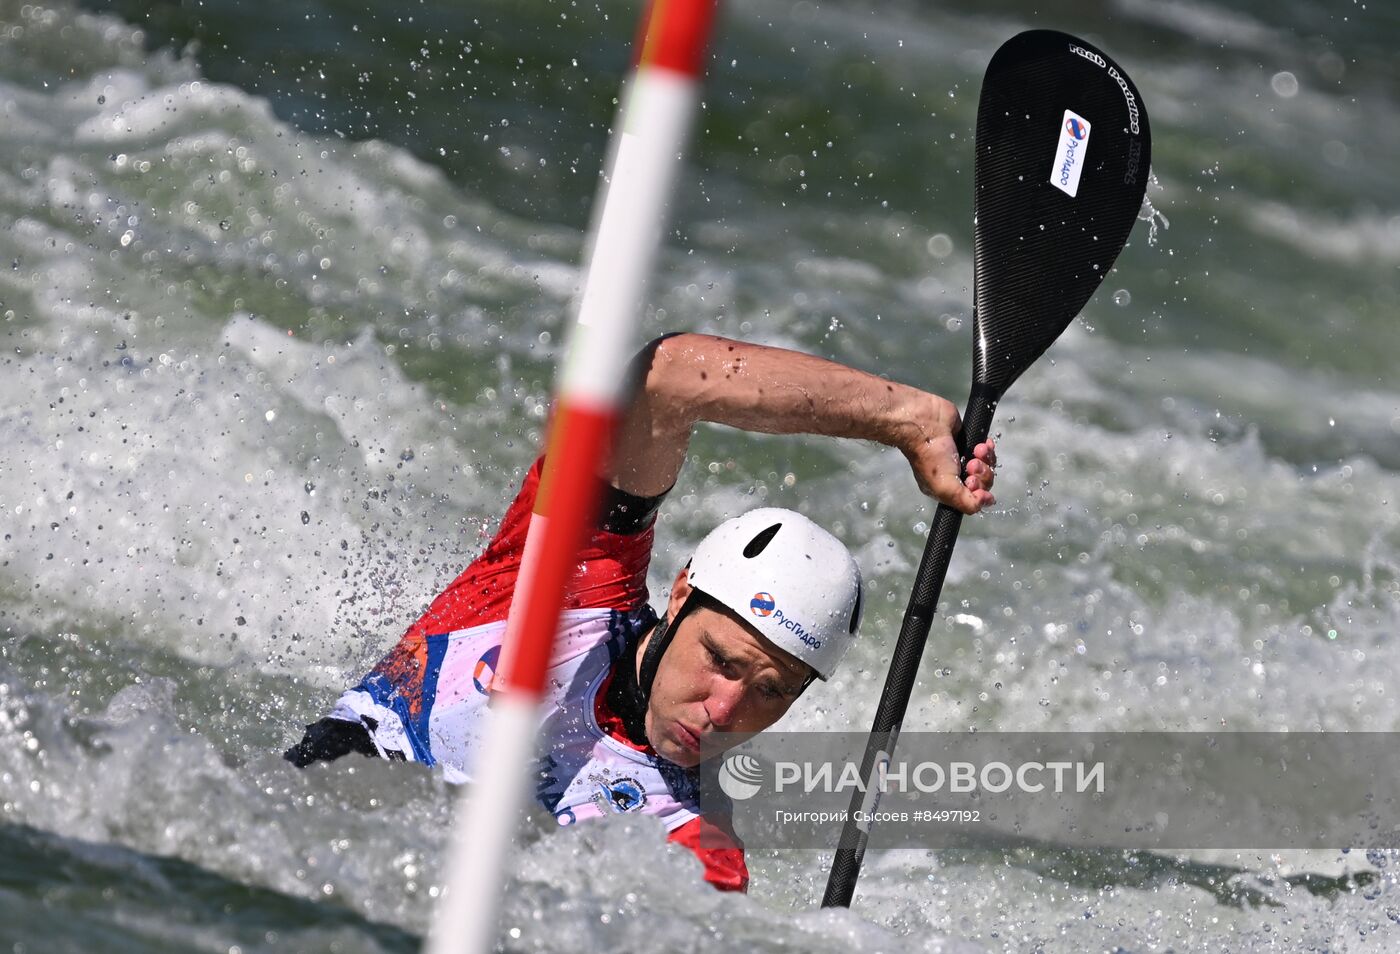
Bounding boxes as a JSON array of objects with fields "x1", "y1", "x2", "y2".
[
  {"x1": 926, "y1": 233, "x2": 953, "y2": 259},
  {"x1": 1138, "y1": 184, "x2": 1170, "y2": 246},
  {"x1": 1271, "y1": 71, "x2": 1299, "y2": 98}
]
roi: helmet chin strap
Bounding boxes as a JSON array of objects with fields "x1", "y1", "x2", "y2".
[
  {"x1": 638, "y1": 590, "x2": 698, "y2": 702},
  {"x1": 607, "y1": 586, "x2": 703, "y2": 749}
]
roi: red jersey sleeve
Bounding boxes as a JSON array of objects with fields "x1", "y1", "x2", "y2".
[
  {"x1": 364, "y1": 455, "x2": 664, "y2": 719},
  {"x1": 402, "y1": 456, "x2": 660, "y2": 639},
  {"x1": 668, "y1": 815, "x2": 749, "y2": 893}
]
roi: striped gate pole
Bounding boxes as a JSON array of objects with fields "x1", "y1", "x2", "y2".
[{"x1": 425, "y1": 3, "x2": 719, "y2": 952}]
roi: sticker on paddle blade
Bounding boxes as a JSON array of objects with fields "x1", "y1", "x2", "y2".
[{"x1": 1048, "y1": 108, "x2": 1092, "y2": 197}]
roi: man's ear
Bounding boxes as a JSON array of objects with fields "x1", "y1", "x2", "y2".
[{"x1": 667, "y1": 563, "x2": 692, "y2": 620}]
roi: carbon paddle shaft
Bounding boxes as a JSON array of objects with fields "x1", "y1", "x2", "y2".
[
  {"x1": 820, "y1": 385, "x2": 997, "y2": 909},
  {"x1": 822, "y1": 29, "x2": 1151, "y2": 909}
]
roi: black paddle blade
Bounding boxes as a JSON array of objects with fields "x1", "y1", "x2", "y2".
[{"x1": 972, "y1": 30, "x2": 1151, "y2": 398}]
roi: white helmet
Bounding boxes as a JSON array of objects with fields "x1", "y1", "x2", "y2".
[{"x1": 686, "y1": 508, "x2": 863, "y2": 680}]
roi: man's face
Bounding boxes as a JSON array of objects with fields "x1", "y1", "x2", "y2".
[{"x1": 643, "y1": 567, "x2": 814, "y2": 768}]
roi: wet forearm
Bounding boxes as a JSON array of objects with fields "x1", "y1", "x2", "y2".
[
  {"x1": 649, "y1": 333, "x2": 940, "y2": 454},
  {"x1": 609, "y1": 333, "x2": 965, "y2": 499}
]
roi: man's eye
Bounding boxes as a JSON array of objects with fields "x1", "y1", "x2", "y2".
[{"x1": 706, "y1": 646, "x2": 728, "y2": 668}]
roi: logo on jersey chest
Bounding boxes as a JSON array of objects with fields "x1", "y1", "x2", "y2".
[
  {"x1": 473, "y1": 644, "x2": 501, "y2": 694},
  {"x1": 589, "y1": 768, "x2": 647, "y2": 814}
]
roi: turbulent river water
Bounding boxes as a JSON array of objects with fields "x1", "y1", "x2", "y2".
[{"x1": 2, "y1": 0, "x2": 1399, "y2": 950}]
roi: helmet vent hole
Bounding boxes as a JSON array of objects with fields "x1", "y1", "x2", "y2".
[
  {"x1": 849, "y1": 586, "x2": 863, "y2": 633},
  {"x1": 742, "y1": 523, "x2": 782, "y2": 558}
]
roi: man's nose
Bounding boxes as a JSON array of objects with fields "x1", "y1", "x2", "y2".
[{"x1": 705, "y1": 677, "x2": 746, "y2": 728}]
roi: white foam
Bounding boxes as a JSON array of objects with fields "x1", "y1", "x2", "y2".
[
  {"x1": 1114, "y1": 0, "x2": 1286, "y2": 52},
  {"x1": 1248, "y1": 201, "x2": 1400, "y2": 265}
]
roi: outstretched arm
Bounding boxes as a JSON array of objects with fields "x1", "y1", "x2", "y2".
[{"x1": 609, "y1": 333, "x2": 996, "y2": 514}]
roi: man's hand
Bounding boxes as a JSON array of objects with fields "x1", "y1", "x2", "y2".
[{"x1": 896, "y1": 394, "x2": 997, "y2": 515}]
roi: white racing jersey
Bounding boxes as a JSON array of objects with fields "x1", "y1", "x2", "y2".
[{"x1": 327, "y1": 605, "x2": 705, "y2": 833}]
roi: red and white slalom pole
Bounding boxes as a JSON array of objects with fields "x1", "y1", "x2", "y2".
[{"x1": 425, "y1": 3, "x2": 718, "y2": 952}]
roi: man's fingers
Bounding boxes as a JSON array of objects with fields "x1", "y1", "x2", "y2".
[
  {"x1": 911, "y1": 435, "x2": 998, "y2": 514},
  {"x1": 923, "y1": 472, "x2": 995, "y2": 514},
  {"x1": 931, "y1": 473, "x2": 982, "y2": 515},
  {"x1": 965, "y1": 459, "x2": 995, "y2": 492},
  {"x1": 939, "y1": 462, "x2": 998, "y2": 513}
]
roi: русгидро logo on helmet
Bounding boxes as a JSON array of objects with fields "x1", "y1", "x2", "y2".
[{"x1": 749, "y1": 592, "x2": 776, "y2": 617}]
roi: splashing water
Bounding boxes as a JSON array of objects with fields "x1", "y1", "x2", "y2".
[{"x1": 1138, "y1": 174, "x2": 1171, "y2": 247}]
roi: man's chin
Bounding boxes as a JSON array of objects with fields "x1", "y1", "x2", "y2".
[
  {"x1": 657, "y1": 733, "x2": 748, "y2": 768},
  {"x1": 654, "y1": 736, "x2": 704, "y2": 768}
]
